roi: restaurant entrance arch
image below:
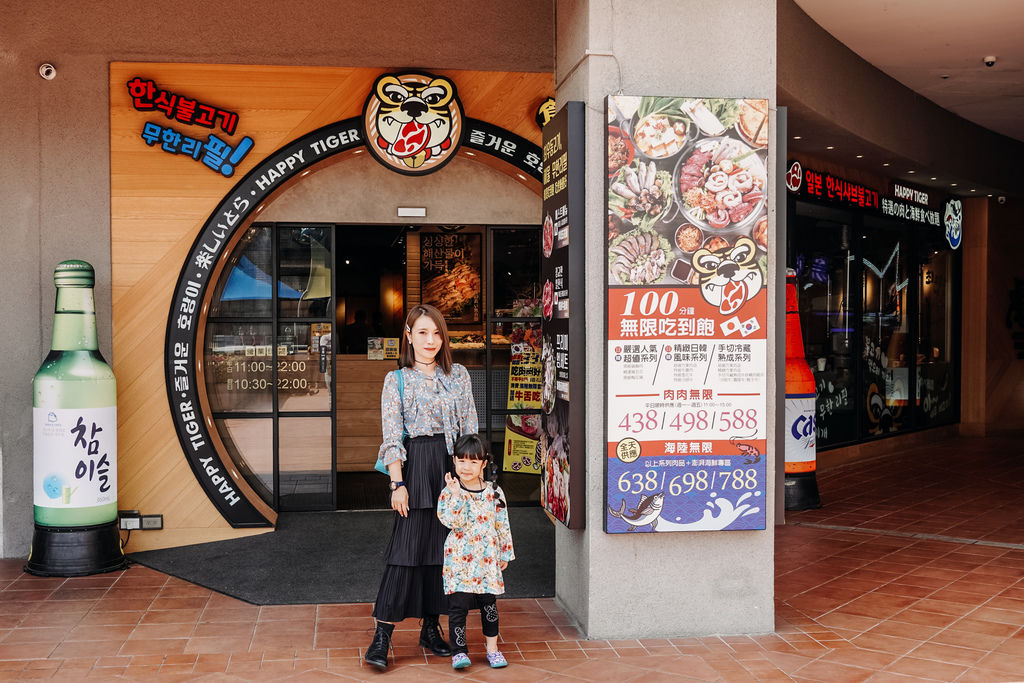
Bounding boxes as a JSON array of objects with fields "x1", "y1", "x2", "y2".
[{"x1": 167, "y1": 123, "x2": 543, "y2": 526}]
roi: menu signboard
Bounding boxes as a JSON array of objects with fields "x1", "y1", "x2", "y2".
[
  {"x1": 605, "y1": 95, "x2": 768, "y2": 533},
  {"x1": 501, "y1": 340, "x2": 542, "y2": 475},
  {"x1": 420, "y1": 232, "x2": 482, "y2": 323},
  {"x1": 540, "y1": 102, "x2": 585, "y2": 529}
]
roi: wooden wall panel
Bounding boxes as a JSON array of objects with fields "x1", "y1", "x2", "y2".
[
  {"x1": 110, "y1": 62, "x2": 550, "y2": 550},
  {"x1": 337, "y1": 358, "x2": 393, "y2": 471}
]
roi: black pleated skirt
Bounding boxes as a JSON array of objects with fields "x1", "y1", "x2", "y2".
[{"x1": 372, "y1": 434, "x2": 452, "y2": 622}]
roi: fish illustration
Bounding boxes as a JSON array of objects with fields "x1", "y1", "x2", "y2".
[{"x1": 608, "y1": 492, "x2": 665, "y2": 531}]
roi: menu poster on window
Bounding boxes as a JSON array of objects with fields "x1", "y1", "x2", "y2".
[
  {"x1": 421, "y1": 233, "x2": 482, "y2": 323},
  {"x1": 367, "y1": 337, "x2": 384, "y2": 360},
  {"x1": 540, "y1": 102, "x2": 585, "y2": 529},
  {"x1": 502, "y1": 341, "x2": 542, "y2": 475},
  {"x1": 604, "y1": 95, "x2": 769, "y2": 533}
]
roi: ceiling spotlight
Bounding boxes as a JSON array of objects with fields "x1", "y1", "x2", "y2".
[
  {"x1": 882, "y1": 162, "x2": 890, "y2": 167},
  {"x1": 970, "y1": 189, "x2": 976, "y2": 192},
  {"x1": 930, "y1": 177, "x2": 937, "y2": 181},
  {"x1": 939, "y1": 74, "x2": 950, "y2": 79},
  {"x1": 855, "y1": 154, "x2": 863, "y2": 158},
  {"x1": 984, "y1": 55, "x2": 997, "y2": 67},
  {"x1": 826, "y1": 146, "x2": 834, "y2": 150},
  {"x1": 951, "y1": 183, "x2": 958, "y2": 187},
  {"x1": 792, "y1": 136, "x2": 802, "y2": 140}
]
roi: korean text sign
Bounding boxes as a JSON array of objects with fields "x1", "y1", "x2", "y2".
[{"x1": 605, "y1": 95, "x2": 769, "y2": 533}]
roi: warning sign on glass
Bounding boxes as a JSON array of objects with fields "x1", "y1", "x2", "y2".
[{"x1": 604, "y1": 95, "x2": 769, "y2": 533}]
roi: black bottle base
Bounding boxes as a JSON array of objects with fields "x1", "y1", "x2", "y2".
[
  {"x1": 24, "y1": 521, "x2": 128, "y2": 577},
  {"x1": 784, "y1": 472, "x2": 822, "y2": 511}
]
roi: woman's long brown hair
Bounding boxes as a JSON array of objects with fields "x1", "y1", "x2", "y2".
[{"x1": 399, "y1": 304, "x2": 452, "y2": 374}]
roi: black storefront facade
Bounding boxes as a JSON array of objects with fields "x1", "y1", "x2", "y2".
[{"x1": 785, "y1": 159, "x2": 962, "y2": 453}]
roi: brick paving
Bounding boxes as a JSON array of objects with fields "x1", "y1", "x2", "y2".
[{"x1": 0, "y1": 434, "x2": 1021, "y2": 681}]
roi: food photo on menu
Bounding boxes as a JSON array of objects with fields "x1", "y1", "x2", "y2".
[
  {"x1": 542, "y1": 213, "x2": 554, "y2": 258},
  {"x1": 539, "y1": 398, "x2": 570, "y2": 525},
  {"x1": 607, "y1": 96, "x2": 768, "y2": 289}
]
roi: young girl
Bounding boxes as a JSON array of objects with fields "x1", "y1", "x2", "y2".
[
  {"x1": 437, "y1": 434, "x2": 515, "y2": 669},
  {"x1": 365, "y1": 305, "x2": 479, "y2": 670}
]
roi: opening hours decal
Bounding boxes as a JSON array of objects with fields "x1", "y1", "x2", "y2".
[{"x1": 604, "y1": 95, "x2": 769, "y2": 533}]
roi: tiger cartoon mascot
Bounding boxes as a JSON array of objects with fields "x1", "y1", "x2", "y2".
[
  {"x1": 363, "y1": 72, "x2": 463, "y2": 174},
  {"x1": 690, "y1": 236, "x2": 764, "y2": 315}
]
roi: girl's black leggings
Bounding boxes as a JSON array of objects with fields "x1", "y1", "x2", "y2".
[{"x1": 447, "y1": 591, "x2": 499, "y2": 655}]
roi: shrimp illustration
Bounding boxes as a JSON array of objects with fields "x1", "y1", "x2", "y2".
[{"x1": 730, "y1": 436, "x2": 761, "y2": 464}]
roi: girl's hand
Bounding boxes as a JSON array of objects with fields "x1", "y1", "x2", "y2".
[
  {"x1": 499, "y1": 561, "x2": 508, "y2": 571},
  {"x1": 391, "y1": 486, "x2": 409, "y2": 517},
  {"x1": 444, "y1": 472, "x2": 461, "y2": 496}
]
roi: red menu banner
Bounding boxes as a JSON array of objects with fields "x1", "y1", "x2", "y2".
[{"x1": 605, "y1": 95, "x2": 769, "y2": 533}]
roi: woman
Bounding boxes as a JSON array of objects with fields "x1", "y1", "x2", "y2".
[{"x1": 365, "y1": 304, "x2": 479, "y2": 670}]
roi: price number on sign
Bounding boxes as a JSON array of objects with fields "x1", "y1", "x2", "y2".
[
  {"x1": 617, "y1": 409, "x2": 759, "y2": 434},
  {"x1": 617, "y1": 468, "x2": 758, "y2": 495},
  {"x1": 620, "y1": 290, "x2": 679, "y2": 316}
]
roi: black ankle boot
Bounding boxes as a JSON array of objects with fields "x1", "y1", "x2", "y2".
[
  {"x1": 419, "y1": 615, "x2": 452, "y2": 656},
  {"x1": 365, "y1": 621, "x2": 394, "y2": 669}
]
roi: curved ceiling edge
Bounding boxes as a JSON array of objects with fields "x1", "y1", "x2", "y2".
[{"x1": 778, "y1": 0, "x2": 1024, "y2": 196}]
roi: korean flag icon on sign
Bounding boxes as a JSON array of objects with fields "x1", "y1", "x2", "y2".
[{"x1": 739, "y1": 316, "x2": 760, "y2": 337}]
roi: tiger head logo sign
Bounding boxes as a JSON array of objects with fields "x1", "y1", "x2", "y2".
[
  {"x1": 691, "y1": 236, "x2": 763, "y2": 315},
  {"x1": 363, "y1": 71, "x2": 464, "y2": 175}
]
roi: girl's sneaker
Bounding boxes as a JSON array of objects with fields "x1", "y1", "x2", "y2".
[
  {"x1": 486, "y1": 651, "x2": 508, "y2": 668},
  {"x1": 451, "y1": 653, "x2": 471, "y2": 669}
]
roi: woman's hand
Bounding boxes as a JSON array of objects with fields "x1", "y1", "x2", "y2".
[
  {"x1": 391, "y1": 486, "x2": 409, "y2": 517},
  {"x1": 499, "y1": 561, "x2": 508, "y2": 571}
]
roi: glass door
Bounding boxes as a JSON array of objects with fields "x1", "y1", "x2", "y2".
[
  {"x1": 333, "y1": 225, "x2": 408, "y2": 510},
  {"x1": 484, "y1": 226, "x2": 542, "y2": 505},
  {"x1": 860, "y1": 218, "x2": 913, "y2": 439},
  {"x1": 275, "y1": 226, "x2": 335, "y2": 510},
  {"x1": 203, "y1": 223, "x2": 336, "y2": 512}
]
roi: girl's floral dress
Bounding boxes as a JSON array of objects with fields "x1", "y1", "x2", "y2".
[{"x1": 437, "y1": 483, "x2": 515, "y2": 594}]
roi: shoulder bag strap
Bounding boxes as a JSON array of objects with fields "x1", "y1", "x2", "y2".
[{"x1": 395, "y1": 369, "x2": 408, "y2": 440}]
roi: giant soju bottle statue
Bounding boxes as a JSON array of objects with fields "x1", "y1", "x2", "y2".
[{"x1": 26, "y1": 260, "x2": 127, "y2": 576}]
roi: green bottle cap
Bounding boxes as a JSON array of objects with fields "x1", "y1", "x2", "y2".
[{"x1": 54, "y1": 260, "x2": 95, "y2": 287}]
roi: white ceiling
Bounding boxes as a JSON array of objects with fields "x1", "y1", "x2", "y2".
[{"x1": 794, "y1": 0, "x2": 1024, "y2": 142}]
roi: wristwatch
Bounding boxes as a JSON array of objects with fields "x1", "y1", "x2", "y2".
[{"x1": 389, "y1": 481, "x2": 405, "y2": 492}]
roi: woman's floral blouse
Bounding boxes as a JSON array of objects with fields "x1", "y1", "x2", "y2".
[
  {"x1": 377, "y1": 364, "x2": 479, "y2": 466},
  {"x1": 437, "y1": 483, "x2": 515, "y2": 594}
]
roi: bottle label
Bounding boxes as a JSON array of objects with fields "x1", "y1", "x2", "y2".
[
  {"x1": 34, "y1": 407, "x2": 117, "y2": 510},
  {"x1": 784, "y1": 395, "x2": 816, "y2": 470}
]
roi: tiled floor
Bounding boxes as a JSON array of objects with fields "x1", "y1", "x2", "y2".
[{"x1": 1, "y1": 433, "x2": 1022, "y2": 681}]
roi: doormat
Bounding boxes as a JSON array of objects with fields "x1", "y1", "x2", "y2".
[{"x1": 130, "y1": 508, "x2": 554, "y2": 605}]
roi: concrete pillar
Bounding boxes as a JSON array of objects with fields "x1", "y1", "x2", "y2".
[{"x1": 553, "y1": 0, "x2": 777, "y2": 638}]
